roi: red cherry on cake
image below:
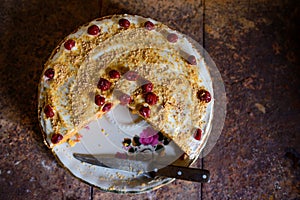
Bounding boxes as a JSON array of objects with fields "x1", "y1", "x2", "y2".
[
  {"x1": 144, "y1": 92, "x2": 158, "y2": 105},
  {"x1": 119, "y1": 93, "x2": 132, "y2": 105},
  {"x1": 97, "y1": 78, "x2": 111, "y2": 91},
  {"x1": 124, "y1": 71, "x2": 139, "y2": 81},
  {"x1": 64, "y1": 39, "x2": 75, "y2": 50},
  {"x1": 167, "y1": 33, "x2": 178, "y2": 43},
  {"x1": 197, "y1": 89, "x2": 211, "y2": 103},
  {"x1": 187, "y1": 55, "x2": 197, "y2": 65},
  {"x1": 142, "y1": 82, "x2": 153, "y2": 93},
  {"x1": 119, "y1": 18, "x2": 130, "y2": 28},
  {"x1": 95, "y1": 95, "x2": 105, "y2": 106},
  {"x1": 109, "y1": 70, "x2": 121, "y2": 79},
  {"x1": 44, "y1": 105, "x2": 54, "y2": 118},
  {"x1": 87, "y1": 25, "x2": 100, "y2": 35},
  {"x1": 144, "y1": 21, "x2": 155, "y2": 30},
  {"x1": 44, "y1": 68, "x2": 55, "y2": 80},
  {"x1": 102, "y1": 103, "x2": 113, "y2": 112},
  {"x1": 139, "y1": 106, "x2": 151, "y2": 118},
  {"x1": 51, "y1": 133, "x2": 63, "y2": 144},
  {"x1": 194, "y1": 128, "x2": 202, "y2": 140}
]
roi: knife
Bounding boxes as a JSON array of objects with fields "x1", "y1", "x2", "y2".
[{"x1": 73, "y1": 153, "x2": 210, "y2": 183}]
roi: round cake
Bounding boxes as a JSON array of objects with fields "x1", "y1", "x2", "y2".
[{"x1": 38, "y1": 14, "x2": 213, "y2": 160}]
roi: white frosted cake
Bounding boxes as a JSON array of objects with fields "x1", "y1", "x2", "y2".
[{"x1": 38, "y1": 14, "x2": 213, "y2": 159}]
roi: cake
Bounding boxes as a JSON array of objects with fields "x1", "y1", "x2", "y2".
[{"x1": 38, "y1": 14, "x2": 213, "y2": 159}]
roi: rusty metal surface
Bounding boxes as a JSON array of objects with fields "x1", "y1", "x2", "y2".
[{"x1": 203, "y1": 0, "x2": 300, "y2": 199}]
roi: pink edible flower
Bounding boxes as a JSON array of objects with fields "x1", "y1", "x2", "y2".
[{"x1": 139, "y1": 127, "x2": 159, "y2": 146}]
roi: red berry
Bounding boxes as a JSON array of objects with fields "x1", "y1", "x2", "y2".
[
  {"x1": 124, "y1": 71, "x2": 139, "y2": 81},
  {"x1": 119, "y1": 18, "x2": 130, "y2": 28},
  {"x1": 119, "y1": 93, "x2": 132, "y2": 105},
  {"x1": 142, "y1": 82, "x2": 153, "y2": 93},
  {"x1": 194, "y1": 129, "x2": 202, "y2": 140},
  {"x1": 139, "y1": 106, "x2": 151, "y2": 118},
  {"x1": 44, "y1": 105, "x2": 54, "y2": 118},
  {"x1": 187, "y1": 55, "x2": 197, "y2": 65},
  {"x1": 64, "y1": 39, "x2": 75, "y2": 50},
  {"x1": 95, "y1": 95, "x2": 105, "y2": 106},
  {"x1": 197, "y1": 90, "x2": 211, "y2": 103},
  {"x1": 144, "y1": 92, "x2": 158, "y2": 105},
  {"x1": 102, "y1": 103, "x2": 113, "y2": 112},
  {"x1": 51, "y1": 133, "x2": 63, "y2": 144},
  {"x1": 167, "y1": 33, "x2": 178, "y2": 43},
  {"x1": 109, "y1": 70, "x2": 121, "y2": 79},
  {"x1": 97, "y1": 78, "x2": 111, "y2": 91},
  {"x1": 144, "y1": 21, "x2": 155, "y2": 30},
  {"x1": 87, "y1": 25, "x2": 100, "y2": 35},
  {"x1": 44, "y1": 68, "x2": 55, "y2": 80}
]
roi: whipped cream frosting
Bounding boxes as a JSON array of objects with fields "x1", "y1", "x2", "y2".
[{"x1": 38, "y1": 14, "x2": 213, "y2": 159}]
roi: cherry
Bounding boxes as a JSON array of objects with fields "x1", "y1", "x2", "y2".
[
  {"x1": 194, "y1": 129, "x2": 202, "y2": 140},
  {"x1": 139, "y1": 106, "x2": 151, "y2": 118},
  {"x1": 109, "y1": 70, "x2": 121, "y2": 79},
  {"x1": 197, "y1": 90, "x2": 211, "y2": 103},
  {"x1": 144, "y1": 92, "x2": 158, "y2": 105},
  {"x1": 102, "y1": 103, "x2": 113, "y2": 112},
  {"x1": 144, "y1": 21, "x2": 155, "y2": 30},
  {"x1": 44, "y1": 105, "x2": 54, "y2": 118},
  {"x1": 87, "y1": 25, "x2": 100, "y2": 35},
  {"x1": 187, "y1": 55, "x2": 197, "y2": 65},
  {"x1": 124, "y1": 71, "x2": 139, "y2": 81},
  {"x1": 119, "y1": 93, "x2": 132, "y2": 105},
  {"x1": 51, "y1": 133, "x2": 63, "y2": 144},
  {"x1": 97, "y1": 78, "x2": 111, "y2": 91},
  {"x1": 142, "y1": 82, "x2": 153, "y2": 93},
  {"x1": 119, "y1": 18, "x2": 130, "y2": 28},
  {"x1": 44, "y1": 68, "x2": 55, "y2": 80},
  {"x1": 64, "y1": 39, "x2": 75, "y2": 50},
  {"x1": 95, "y1": 95, "x2": 105, "y2": 106},
  {"x1": 167, "y1": 33, "x2": 178, "y2": 43}
]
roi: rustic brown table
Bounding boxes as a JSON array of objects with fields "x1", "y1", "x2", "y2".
[{"x1": 0, "y1": 0, "x2": 299, "y2": 199}]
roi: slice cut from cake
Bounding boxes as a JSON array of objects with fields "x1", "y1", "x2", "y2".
[{"x1": 38, "y1": 14, "x2": 213, "y2": 159}]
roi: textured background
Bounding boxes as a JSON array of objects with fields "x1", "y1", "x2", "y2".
[{"x1": 0, "y1": 0, "x2": 299, "y2": 199}]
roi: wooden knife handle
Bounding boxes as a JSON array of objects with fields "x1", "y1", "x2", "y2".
[{"x1": 153, "y1": 165, "x2": 210, "y2": 183}]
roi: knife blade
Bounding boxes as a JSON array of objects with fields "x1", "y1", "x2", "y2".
[{"x1": 73, "y1": 153, "x2": 210, "y2": 183}]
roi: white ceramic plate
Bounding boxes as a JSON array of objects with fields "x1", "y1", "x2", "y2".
[{"x1": 41, "y1": 14, "x2": 226, "y2": 193}]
